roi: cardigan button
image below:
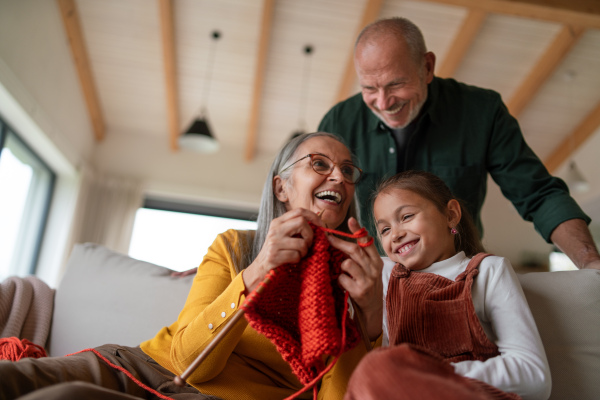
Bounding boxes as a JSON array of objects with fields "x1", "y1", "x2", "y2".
[
  {"x1": 230, "y1": 303, "x2": 235, "y2": 309},
  {"x1": 389, "y1": 147, "x2": 395, "y2": 154},
  {"x1": 208, "y1": 323, "x2": 213, "y2": 329},
  {"x1": 221, "y1": 311, "x2": 226, "y2": 318}
]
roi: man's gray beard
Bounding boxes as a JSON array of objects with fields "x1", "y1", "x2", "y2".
[{"x1": 373, "y1": 90, "x2": 428, "y2": 130}]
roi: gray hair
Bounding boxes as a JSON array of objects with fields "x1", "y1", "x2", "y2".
[
  {"x1": 237, "y1": 132, "x2": 360, "y2": 271},
  {"x1": 355, "y1": 17, "x2": 427, "y2": 65}
]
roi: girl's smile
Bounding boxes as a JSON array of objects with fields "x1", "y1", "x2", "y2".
[{"x1": 374, "y1": 188, "x2": 459, "y2": 270}]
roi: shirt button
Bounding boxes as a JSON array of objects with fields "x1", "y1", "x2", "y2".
[
  {"x1": 230, "y1": 303, "x2": 235, "y2": 309},
  {"x1": 389, "y1": 147, "x2": 395, "y2": 154},
  {"x1": 208, "y1": 323, "x2": 213, "y2": 329},
  {"x1": 221, "y1": 311, "x2": 226, "y2": 318}
]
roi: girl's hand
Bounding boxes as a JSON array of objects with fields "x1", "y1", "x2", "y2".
[
  {"x1": 243, "y1": 208, "x2": 322, "y2": 293},
  {"x1": 327, "y1": 217, "x2": 384, "y2": 341}
]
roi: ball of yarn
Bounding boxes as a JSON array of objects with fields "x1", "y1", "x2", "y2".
[{"x1": 0, "y1": 337, "x2": 47, "y2": 361}]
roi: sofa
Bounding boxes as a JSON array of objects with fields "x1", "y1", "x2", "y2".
[{"x1": 46, "y1": 243, "x2": 600, "y2": 399}]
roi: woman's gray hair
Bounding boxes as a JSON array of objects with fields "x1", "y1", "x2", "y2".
[{"x1": 237, "y1": 132, "x2": 360, "y2": 271}]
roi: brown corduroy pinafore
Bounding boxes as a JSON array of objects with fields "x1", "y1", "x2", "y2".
[
  {"x1": 387, "y1": 253, "x2": 499, "y2": 361},
  {"x1": 344, "y1": 253, "x2": 522, "y2": 400}
]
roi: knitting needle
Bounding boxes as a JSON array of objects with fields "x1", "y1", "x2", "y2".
[
  {"x1": 175, "y1": 213, "x2": 330, "y2": 386},
  {"x1": 173, "y1": 273, "x2": 273, "y2": 387}
]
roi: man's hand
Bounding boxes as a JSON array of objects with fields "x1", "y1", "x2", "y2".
[{"x1": 550, "y1": 219, "x2": 600, "y2": 270}]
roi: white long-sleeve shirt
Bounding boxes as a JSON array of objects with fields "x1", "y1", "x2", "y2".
[{"x1": 382, "y1": 252, "x2": 551, "y2": 400}]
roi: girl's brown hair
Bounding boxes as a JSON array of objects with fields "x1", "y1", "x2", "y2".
[{"x1": 372, "y1": 170, "x2": 484, "y2": 257}]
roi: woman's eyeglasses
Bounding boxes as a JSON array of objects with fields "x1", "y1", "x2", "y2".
[{"x1": 279, "y1": 153, "x2": 362, "y2": 184}]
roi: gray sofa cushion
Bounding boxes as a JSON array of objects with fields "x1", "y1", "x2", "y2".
[
  {"x1": 47, "y1": 243, "x2": 194, "y2": 357},
  {"x1": 518, "y1": 269, "x2": 600, "y2": 400}
]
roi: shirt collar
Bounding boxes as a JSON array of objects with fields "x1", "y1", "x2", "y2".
[{"x1": 420, "y1": 251, "x2": 469, "y2": 281}]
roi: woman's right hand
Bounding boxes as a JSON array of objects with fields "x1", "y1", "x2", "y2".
[{"x1": 242, "y1": 208, "x2": 322, "y2": 293}]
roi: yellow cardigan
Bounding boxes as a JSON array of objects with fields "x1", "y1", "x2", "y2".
[{"x1": 141, "y1": 229, "x2": 377, "y2": 400}]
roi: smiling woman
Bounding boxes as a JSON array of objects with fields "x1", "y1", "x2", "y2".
[
  {"x1": 272, "y1": 136, "x2": 361, "y2": 232},
  {"x1": 0, "y1": 132, "x2": 383, "y2": 400}
]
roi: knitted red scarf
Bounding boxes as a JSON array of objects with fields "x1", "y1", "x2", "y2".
[{"x1": 242, "y1": 224, "x2": 368, "y2": 392}]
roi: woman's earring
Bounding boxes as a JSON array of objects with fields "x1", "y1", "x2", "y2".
[{"x1": 450, "y1": 227, "x2": 458, "y2": 235}]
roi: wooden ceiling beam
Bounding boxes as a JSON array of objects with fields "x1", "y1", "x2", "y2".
[
  {"x1": 245, "y1": 0, "x2": 276, "y2": 162},
  {"x1": 544, "y1": 101, "x2": 600, "y2": 173},
  {"x1": 158, "y1": 0, "x2": 180, "y2": 151},
  {"x1": 335, "y1": 0, "x2": 385, "y2": 104},
  {"x1": 419, "y1": 0, "x2": 600, "y2": 29},
  {"x1": 507, "y1": 25, "x2": 584, "y2": 117},
  {"x1": 57, "y1": 0, "x2": 105, "y2": 142},
  {"x1": 436, "y1": 9, "x2": 487, "y2": 78}
]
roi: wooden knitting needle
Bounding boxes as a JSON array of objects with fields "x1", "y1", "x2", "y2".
[
  {"x1": 175, "y1": 213, "x2": 330, "y2": 386},
  {"x1": 175, "y1": 215, "x2": 371, "y2": 385},
  {"x1": 173, "y1": 277, "x2": 370, "y2": 387},
  {"x1": 173, "y1": 273, "x2": 273, "y2": 386}
]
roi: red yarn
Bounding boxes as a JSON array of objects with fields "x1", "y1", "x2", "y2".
[
  {"x1": 243, "y1": 224, "x2": 367, "y2": 396},
  {"x1": 0, "y1": 337, "x2": 47, "y2": 361}
]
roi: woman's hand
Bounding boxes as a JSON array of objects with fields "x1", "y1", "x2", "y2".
[
  {"x1": 327, "y1": 217, "x2": 383, "y2": 341},
  {"x1": 243, "y1": 208, "x2": 322, "y2": 293}
]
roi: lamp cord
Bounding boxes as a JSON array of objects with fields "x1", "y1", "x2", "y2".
[
  {"x1": 200, "y1": 31, "x2": 221, "y2": 117},
  {"x1": 297, "y1": 45, "x2": 313, "y2": 132}
]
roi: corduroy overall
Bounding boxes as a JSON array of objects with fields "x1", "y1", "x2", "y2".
[{"x1": 345, "y1": 253, "x2": 521, "y2": 400}]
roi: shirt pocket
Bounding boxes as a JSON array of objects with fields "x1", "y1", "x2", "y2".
[{"x1": 423, "y1": 298, "x2": 473, "y2": 357}]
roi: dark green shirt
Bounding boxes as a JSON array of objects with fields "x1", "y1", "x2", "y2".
[{"x1": 318, "y1": 77, "x2": 589, "y2": 242}]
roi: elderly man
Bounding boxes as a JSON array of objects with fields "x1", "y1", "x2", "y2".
[{"x1": 318, "y1": 17, "x2": 600, "y2": 270}]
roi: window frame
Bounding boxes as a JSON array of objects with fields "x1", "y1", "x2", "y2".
[
  {"x1": 0, "y1": 116, "x2": 56, "y2": 275},
  {"x1": 143, "y1": 197, "x2": 258, "y2": 222}
]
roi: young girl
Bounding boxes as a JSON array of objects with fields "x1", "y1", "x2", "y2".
[{"x1": 344, "y1": 171, "x2": 551, "y2": 400}]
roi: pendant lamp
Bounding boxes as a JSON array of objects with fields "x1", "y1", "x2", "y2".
[
  {"x1": 291, "y1": 45, "x2": 314, "y2": 139},
  {"x1": 179, "y1": 30, "x2": 221, "y2": 153}
]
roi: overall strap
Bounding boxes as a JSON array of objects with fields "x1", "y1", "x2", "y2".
[{"x1": 455, "y1": 253, "x2": 492, "y2": 282}]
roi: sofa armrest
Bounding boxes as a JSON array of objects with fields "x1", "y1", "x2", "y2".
[
  {"x1": 47, "y1": 243, "x2": 194, "y2": 357},
  {"x1": 518, "y1": 269, "x2": 600, "y2": 400}
]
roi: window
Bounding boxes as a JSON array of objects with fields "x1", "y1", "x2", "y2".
[
  {"x1": 128, "y1": 198, "x2": 258, "y2": 272},
  {"x1": 0, "y1": 119, "x2": 55, "y2": 280},
  {"x1": 549, "y1": 250, "x2": 577, "y2": 272}
]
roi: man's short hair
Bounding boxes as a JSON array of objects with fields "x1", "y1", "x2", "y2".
[{"x1": 355, "y1": 17, "x2": 427, "y2": 65}]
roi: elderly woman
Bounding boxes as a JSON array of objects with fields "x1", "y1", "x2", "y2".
[{"x1": 0, "y1": 132, "x2": 383, "y2": 400}]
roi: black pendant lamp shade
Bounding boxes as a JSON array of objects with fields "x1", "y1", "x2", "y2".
[
  {"x1": 179, "y1": 117, "x2": 219, "y2": 153},
  {"x1": 179, "y1": 30, "x2": 221, "y2": 153}
]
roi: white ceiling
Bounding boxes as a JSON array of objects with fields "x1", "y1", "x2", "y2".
[{"x1": 67, "y1": 0, "x2": 600, "y2": 160}]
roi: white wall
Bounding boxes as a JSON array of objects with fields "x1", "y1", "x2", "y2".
[
  {"x1": 91, "y1": 130, "x2": 272, "y2": 212},
  {"x1": 0, "y1": 0, "x2": 94, "y2": 167},
  {"x1": 481, "y1": 177, "x2": 554, "y2": 271},
  {"x1": 0, "y1": 0, "x2": 271, "y2": 285}
]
